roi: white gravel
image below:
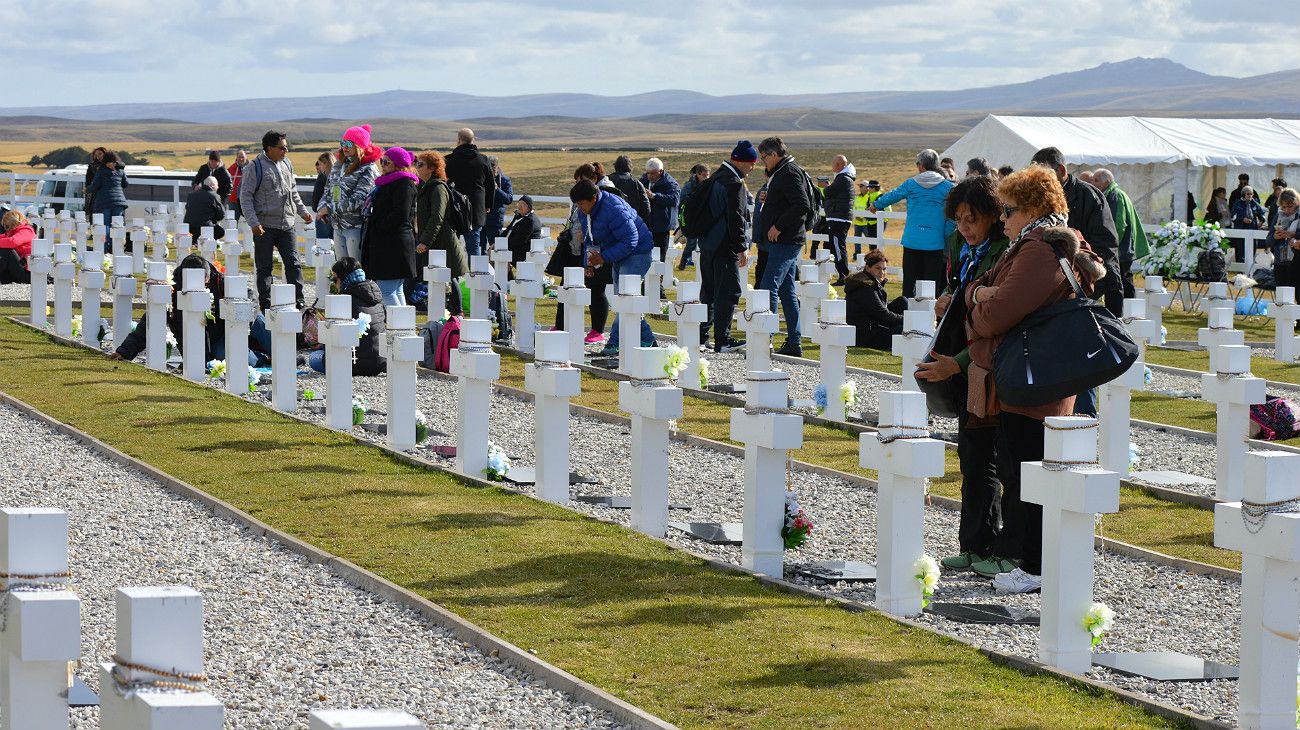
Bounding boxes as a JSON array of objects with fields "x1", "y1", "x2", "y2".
[{"x1": 0, "y1": 403, "x2": 623, "y2": 729}]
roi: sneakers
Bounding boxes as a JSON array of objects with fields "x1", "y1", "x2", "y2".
[
  {"x1": 939, "y1": 551, "x2": 983, "y2": 571},
  {"x1": 775, "y1": 341, "x2": 803, "y2": 357},
  {"x1": 717, "y1": 338, "x2": 746, "y2": 354},
  {"x1": 597, "y1": 345, "x2": 619, "y2": 358},
  {"x1": 991, "y1": 568, "x2": 1042, "y2": 594},
  {"x1": 584, "y1": 329, "x2": 606, "y2": 344},
  {"x1": 970, "y1": 556, "x2": 1018, "y2": 578}
]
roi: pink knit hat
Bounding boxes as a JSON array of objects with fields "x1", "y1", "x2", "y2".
[
  {"x1": 383, "y1": 146, "x2": 414, "y2": 168},
  {"x1": 342, "y1": 124, "x2": 373, "y2": 149}
]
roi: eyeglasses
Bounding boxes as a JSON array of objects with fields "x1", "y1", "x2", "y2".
[
  {"x1": 1000, "y1": 205, "x2": 1020, "y2": 218},
  {"x1": 379, "y1": 159, "x2": 393, "y2": 166},
  {"x1": 415, "y1": 161, "x2": 426, "y2": 168},
  {"x1": 340, "y1": 140, "x2": 355, "y2": 149}
]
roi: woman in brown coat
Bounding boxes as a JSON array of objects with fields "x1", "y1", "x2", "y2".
[{"x1": 960, "y1": 165, "x2": 1106, "y2": 594}]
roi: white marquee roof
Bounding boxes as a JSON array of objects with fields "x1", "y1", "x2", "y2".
[{"x1": 942, "y1": 115, "x2": 1300, "y2": 169}]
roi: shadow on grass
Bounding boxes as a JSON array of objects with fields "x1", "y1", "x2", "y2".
[
  {"x1": 205, "y1": 438, "x2": 320, "y2": 453},
  {"x1": 132, "y1": 414, "x2": 252, "y2": 428},
  {"x1": 120, "y1": 393, "x2": 202, "y2": 405},
  {"x1": 300, "y1": 487, "x2": 431, "y2": 502},
  {"x1": 582, "y1": 602, "x2": 760, "y2": 629},
  {"x1": 281, "y1": 463, "x2": 364, "y2": 475},
  {"x1": 401, "y1": 511, "x2": 550, "y2": 532},
  {"x1": 743, "y1": 656, "x2": 944, "y2": 689},
  {"x1": 63, "y1": 377, "x2": 160, "y2": 388}
]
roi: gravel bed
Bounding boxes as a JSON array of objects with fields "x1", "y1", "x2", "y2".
[
  {"x1": 0, "y1": 403, "x2": 623, "y2": 729},
  {"x1": 207, "y1": 361, "x2": 1249, "y2": 724}
]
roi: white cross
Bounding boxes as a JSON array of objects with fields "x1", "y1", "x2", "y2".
[
  {"x1": 98, "y1": 586, "x2": 224, "y2": 729},
  {"x1": 1213, "y1": 450, "x2": 1300, "y2": 729},
  {"x1": 796, "y1": 264, "x2": 828, "y2": 336},
  {"x1": 645, "y1": 247, "x2": 666, "y2": 315},
  {"x1": 736, "y1": 291, "x2": 779, "y2": 371},
  {"x1": 451, "y1": 318, "x2": 501, "y2": 477},
  {"x1": 526, "y1": 237, "x2": 550, "y2": 272},
  {"x1": 813, "y1": 248, "x2": 835, "y2": 284},
  {"x1": 266, "y1": 284, "x2": 301, "y2": 413},
  {"x1": 177, "y1": 267, "x2": 212, "y2": 382},
  {"x1": 51, "y1": 243, "x2": 76, "y2": 339},
  {"x1": 309, "y1": 709, "x2": 425, "y2": 729},
  {"x1": 731, "y1": 370, "x2": 804, "y2": 577},
  {"x1": 525, "y1": 331, "x2": 582, "y2": 505},
  {"x1": 221, "y1": 275, "x2": 257, "y2": 397},
  {"x1": 382, "y1": 306, "x2": 423, "y2": 452},
  {"x1": 128, "y1": 217, "x2": 147, "y2": 272},
  {"x1": 1098, "y1": 298, "x2": 1156, "y2": 474},
  {"x1": 808, "y1": 299, "x2": 856, "y2": 422},
  {"x1": 318, "y1": 294, "x2": 361, "y2": 431},
  {"x1": 111, "y1": 255, "x2": 136, "y2": 351},
  {"x1": 510, "y1": 260, "x2": 544, "y2": 354},
  {"x1": 859, "y1": 391, "x2": 945, "y2": 616},
  {"x1": 618, "y1": 347, "x2": 684, "y2": 537},
  {"x1": 908, "y1": 280, "x2": 937, "y2": 327},
  {"x1": 0, "y1": 508, "x2": 80, "y2": 729},
  {"x1": 1198, "y1": 306, "x2": 1244, "y2": 355},
  {"x1": 422, "y1": 249, "x2": 452, "y2": 322},
  {"x1": 172, "y1": 232, "x2": 192, "y2": 264},
  {"x1": 27, "y1": 238, "x2": 52, "y2": 329},
  {"x1": 144, "y1": 261, "x2": 171, "y2": 372},
  {"x1": 892, "y1": 310, "x2": 934, "y2": 394},
  {"x1": 1273, "y1": 286, "x2": 1300, "y2": 363},
  {"x1": 490, "y1": 237, "x2": 513, "y2": 287},
  {"x1": 1023, "y1": 416, "x2": 1120, "y2": 674},
  {"x1": 556, "y1": 267, "x2": 591, "y2": 363},
  {"x1": 148, "y1": 219, "x2": 169, "y2": 262},
  {"x1": 668, "y1": 280, "x2": 708, "y2": 388},
  {"x1": 1201, "y1": 344, "x2": 1266, "y2": 501},
  {"x1": 606, "y1": 274, "x2": 650, "y2": 374},
  {"x1": 466, "y1": 255, "x2": 495, "y2": 321}
]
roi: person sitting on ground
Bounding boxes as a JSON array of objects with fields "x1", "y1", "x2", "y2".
[
  {"x1": 110, "y1": 254, "x2": 272, "y2": 366},
  {"x1": 184, "y1": 176, "x2": 226, "y2": 240},
  {"x1": 843, "y1": 249, "x2": 904, "y2": 349},
  {"x1": 502, "y1": 194, "x2": 542, "y2": 267},
  {"x1": 0, "y1": 210, "x2": 35, "y2": 284},
  {"x1": 306, "y1": 257, "x2": 386, "y2": 376},
  {"x1": 915, "y1": 174, "x2": 1010, "y2": 573},
  {"x1": 570, "y1": 178, "x2": 656, "y2": 356}
]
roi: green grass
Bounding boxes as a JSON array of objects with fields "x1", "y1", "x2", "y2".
[{"x1": 0, "y1": 316, "x2": 1186, "y2": 729}]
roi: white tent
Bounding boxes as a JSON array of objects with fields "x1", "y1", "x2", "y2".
[{"x1": 941, "y1": 115, "x2": 1300, "y2": 223}]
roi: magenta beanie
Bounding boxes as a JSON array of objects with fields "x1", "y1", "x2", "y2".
[
  {"x1": 342, "y1": 124, "x2": 373, "y2": 149},
  {"x1": 383, "y1": 146, "x2": 414, "y2": 168}
]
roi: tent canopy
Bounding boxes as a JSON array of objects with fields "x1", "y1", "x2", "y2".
[{"x1": 942, "y1": 115, "x2": 1300, "y2": 222}]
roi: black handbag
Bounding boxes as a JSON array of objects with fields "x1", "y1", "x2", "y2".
[
  {"x1": 545, "y1": 228, "x2": 578, "y2": 277},
  {"x1": 992, "y1": 244, "x2": 1140, "y2": 407},
  {"x1": 915, "y1": 288, "x2": 969, "y2": 418}
]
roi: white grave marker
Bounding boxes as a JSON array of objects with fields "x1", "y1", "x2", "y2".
[
  {"x1": 79, "y1": 249, "x2": 106, "y2": 348},
  {"x1": 222, "y1": 239, "x2": 244, "y2": 276},
  {"x1": 892, "y1": 310, "x2": 935, "y2": 393},
  {"x1": 319, "y1": 295, "x2": 361, "y2": 431},
  {"x1": 1098, "y1": 299, "x2": 1156, "y2": 474},
  {"x1": 1139, "y1": 276, "x2": 1173, "y2": 345},
  {"x1": 382, "y1": 306, "x2": 423, "y2": 451},
  {"x1": 99, "y1": 586, "x2": 223, "y2": 730},
  {"x1": 525, "y1": 331, "x2": 582, "y2": 504},
  {"x1": 309, "y1": 709, "x2": 425, "y2": 730},
  {"x1": 1197, "y1": 306, "x2": 1244, "y2": 354},
  {"x1": 221, "y1": 275, "x2": 256, "y2": 396},
  {"x1": 467, "y1": 255, "x2": 494, "y2": 321},
  {"x1": 810, "y1": 298, "x2": 856, "y2": 422},
  {"x1": 311, "y1": 238, "x2": 335, "y2": 300},
  {"x1": 1201, "y1": 344, "x2": 1266, "y2": 501},
  {"x1": 668, "y1": 280, "x2": 708, "y2": 387},
  {"x1": 510, "y1": 260, "x2": 543, "y2": 354},
  {"x1": 422, "y1": 249, "x2": 451, "y2": 321},
  {"x1": 796, "y1": 264, "x2": 828, "y2": 333},
  {"x1": 51, "y1": 243, "x2": 76, "y2": 338},
  {"x1": 177, "y1": 267, "x2": 211, "y2": 381},
  {"x1": 859, "y1": 392, "x2": 945, "y2": 616},
  {"x1": 645, "y1": 247, "x2": 666, "y2": 315},
  {"x1": 731, "y1": 371, "x2": 804, "y2": 577},
  {"x1": 451, "y1": 319, "x2": 500, "y2": 476},
  {"x1": 736, "y1": 291, "x2": 779, "y2": 371},
  {"x1": 490, "y1": 237, "x2": 512, "y2": 286},
  {"x1": 556, "y1": 267, "x2": 591, "y2": 363},
  {"x1": 618, "y1": 347, "x2": 684, "y2": 537},
  {"x1": 111, "y1": 255, "x2": 136, "y2": 350},
  {"x1": 1273, "y1": 286, "x2": 1300, "y2": 363},
  {"x1": 1023, "y1": 416, "x2": 1120, "y2": 674},
  {"x1": 266, "y1": 284, "x2": 301, "y2": 413},
  {"x1": 607, "y1": 275, "x2": 650, "y2": 374},
  {"x1": 144, "y1": 261, "x2": 170, "y2": 371},
  {"x1": 27, "y1": 238, "x2": 52, "y2": 329},
  {"x1": 908, "y1": 280, "x2": 937, "y2": 326}
]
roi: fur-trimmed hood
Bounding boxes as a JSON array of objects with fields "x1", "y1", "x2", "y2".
[{"x1": 1040, "y1": 226, "x2": 1107, "y2": 284}]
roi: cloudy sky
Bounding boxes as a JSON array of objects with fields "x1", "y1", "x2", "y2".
[{"x1": 13, "y1": 0, "x2": 1282, "y2": 105}]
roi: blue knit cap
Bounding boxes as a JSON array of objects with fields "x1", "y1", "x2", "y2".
[{"x1": 731, "y1": 140, "x2": 759, "y2": 163}]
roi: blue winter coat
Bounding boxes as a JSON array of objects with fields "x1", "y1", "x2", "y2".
[
  {"x1": 88, "y1": 167, "x2": 129, "y2": 213},
  {"x1": 871, "y1": 171, "x2": 955, "y2": 251},
  {"x1": 640, "y1": 171, "x2": 681, "y2": 234},
  {"x1": 579, "y1": 191, "x2": 652, "y2": 265}
]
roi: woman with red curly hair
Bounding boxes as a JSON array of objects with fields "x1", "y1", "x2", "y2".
[
  {"x1": 414, "y1": 150, "x2": 468, "y2": 287},
  {"x1": 958, "y1": 165, "x2": 1107, "y2": 595}
]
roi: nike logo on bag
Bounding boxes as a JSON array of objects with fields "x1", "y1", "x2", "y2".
[{"x1": 1086, "y1": 349, "x2": 1102, "y2": 359}]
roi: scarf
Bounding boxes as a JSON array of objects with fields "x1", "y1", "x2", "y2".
[
  {"x1": 374, "y1": 170, "x2": 419, "y2": 187},
  {"x1": 958, "y1": 237, "x2": 991, "y2": 287},
  {"x1": 340, "y1": 268, "x2": 366, "y2": 291},
  {"x1": 1013, "y1": 212, "x2": 1068, "y2": 246}
]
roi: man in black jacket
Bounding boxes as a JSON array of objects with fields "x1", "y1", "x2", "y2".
[
  {"x1": 756, "y1": 136, "x2": 813, "y2": 356},
  {"x1": 609, "y1": 156, "x2": 652, "y2": 223},
  {"x1": 444, "y1": 128, "x2": 497, "y2": 258},
  {"x1": 191, "y1": 151, "x2": 233, "y2": 200},
  {"x1": 824, "y1": 154, "x2": 856, "y2": 283},
  {"x1": 1030, "y1": 147, "x2": 1122, "y2": 315},
  {"x1": 698, "y1": 141, "x2": 758, "y2": 353}
]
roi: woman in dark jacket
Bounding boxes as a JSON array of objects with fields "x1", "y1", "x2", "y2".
[
  {"x1": 84, "y1": 146, "x2": 107, "y2": 214},
  {"x1": 307, "y1": 257, "x2": 387, "y2": 376},
  {"x1": 87, "y1": 151, "x2": 130, "y2": 251},
  {"x1": 312, "y1": 153, "x2": 334, "y2": 241},
  {"x1": 414, "y1": 150, "x2": 468, "y2": 279},
  {"x1": 360, "y1": 147, "x2": 419, "y2": 307},
  {"x1": 503, "y1": 195, "x2": 542, "y2": 266},
  {"x1": 843, "y1": 249, "x2": 904, "y2": 349}
]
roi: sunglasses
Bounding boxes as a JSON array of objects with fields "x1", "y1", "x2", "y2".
[
  {"x1": 1000, "y1": 205, "x2": 1020, "y2": 218},
  {"x1": 340, "y1": 140, "x2": 355, "y2": 149},
  {"x1": 380, "y1": 158, "x2": 394, "y2": 166}
]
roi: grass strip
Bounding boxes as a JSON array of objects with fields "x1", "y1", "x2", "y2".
[{"x1": 0, "y1": 316, "x2": 1186, "y2": 728}]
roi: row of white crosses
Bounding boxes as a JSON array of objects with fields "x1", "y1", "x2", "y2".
[{"x1": 1196, "y1": 306, "x2": 1267, "y2": 502}]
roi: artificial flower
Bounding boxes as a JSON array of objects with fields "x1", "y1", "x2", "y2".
[
  {"x1": 352, "y1": 396, "x2": 366, "y2": 426},
  {"x1": 914, "y1": 555, "x2": 940, "y2": 608},
  {"x1": 664, "y1": 344, "x2": 690, "y2": 380},
  {"x1": 840, "y1": 381, "x2": 857, "y2": 408},
  {"x1": 415, "y1": 410, "x2": 430, "y2": 443},
  {"x1": 484, "y1": 441, "x2": 511, "y2": 481},
  {"x1": 698, "y1": 357, "x2": 710, "y2": 389},
  {"x1": 814, "y1": 384, "x2": 828, "y2": 415},
  {"x1": 1082, "y1": 601, "x2": 1116, "y2": 648},
  {"x1": 781, "y1": 491, "x2": 813, "y2": 549},
  {"x1": 207, "y1": 360, "x2": 226, "y2": 380}
]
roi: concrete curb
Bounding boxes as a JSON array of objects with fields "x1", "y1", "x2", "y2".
[{"x1": 4, "y1": 316, "x2": 1232, "y2": 728}]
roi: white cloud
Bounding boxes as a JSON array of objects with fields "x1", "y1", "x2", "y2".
[{"x1": 7, "y1": 0, "x2": 1292, "y2": 105}]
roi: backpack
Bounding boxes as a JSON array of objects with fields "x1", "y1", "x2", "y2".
[
  {"x1": 680, "y1": 177, "x2": 718, "y2": 238},
  {"x1": 420, "y1": 319, "x2": 445, "y2": 369},
  {"x1": 489, "y1": 288, "x2": 513, "y2": 342},
  {"x1": 432, "y1": 315, "x2": 461, "y2": 372},
  {"x1": 803, "y1": 172, "x2": 821, "y2": 231},
  {"x1": 1197, "y1": 248, "x2": 1227, "y2": 281},
  {"x1": 1250, "y1": 396, "x2": 1300, "y2": 441},
  {"x1": 300, "y1": 306, "x2": 323, "y2": 348},
  {"x1": 440, "y1": 180, "x2": 474, "y2": 238}
]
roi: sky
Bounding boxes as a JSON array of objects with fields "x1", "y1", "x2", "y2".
[{"x1": 11, "y1": 0, "x2": 1287, "y2": 106}]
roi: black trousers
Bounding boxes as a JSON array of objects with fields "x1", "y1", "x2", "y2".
[
  {"x1": 652, "y1": 231, "x2": 670, "y2": 262},
  {"x1": 253, "y1": 226, "x2": 305, "y2": 310},
  {"x1": 753, "y1": 246, "x2": 767, "y2": 291},
  {"x1": 188, "y1": 223, "x2": 226, "y2": 241},
  {"x1": 956, "y1": 413, "x2": 1000, "y2": 555},
  {"x1": 901, "y1": 247, "x2": 946, "y2": 299},
  {"x1": 699, "y1": 245, "x2": 743, "y2": 349},
  {"x1": 991, "y1": 411, "x2": 1045, "y2": 575},
  {"x1": 0, "y1": 250, "x2": 30, "y2": 284},
  {"x1": 826, "y1": 221, "x2": 851, "y2": 277}
]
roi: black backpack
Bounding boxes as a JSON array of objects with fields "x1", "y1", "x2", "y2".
[
  {"x1": 680, "y1": 178, "x2": 717, "y2": 238},
  {"x1": 440, "y1": 180, "x2": 474, "y2": 238},
  {"x1": 803, "y1": 172, "x2": 821, "y2": 231}
]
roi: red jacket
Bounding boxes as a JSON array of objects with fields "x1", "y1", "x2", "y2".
[
  {"x1": 0, "y1": 223, "x2": 34, "y2": 259},
  {"x1": 228, "y1": 162, "x2": 243, "y2": 203}
]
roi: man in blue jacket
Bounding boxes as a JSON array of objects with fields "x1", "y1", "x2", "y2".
[
  {"x1": 571, "y1": 179, "x2": 656, "y2": 356},
  {"x1": 870, "y1": 149, "x2": 956, "y2": 297},
  {"x1": 640, "y1": 158, "x2": 680, "y2": 262}
]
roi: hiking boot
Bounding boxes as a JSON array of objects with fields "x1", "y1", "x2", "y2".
[
  {"x1": 775, "y1": 341, "x2": 803, "y2": 357},
  {"x1": 940, "y1": 551, "x2": 983, "y2": 571},
  {"x1": 991, "y1": 568, "x2": 1042, "y2": 594},
  {"x1": 970, "y1": 556, "x2": 1019, "y2": 578}
]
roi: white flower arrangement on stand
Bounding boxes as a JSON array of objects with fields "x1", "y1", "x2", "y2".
[{"x1": 1138, "y1": 220, "x2": 1228, "y2": 279}]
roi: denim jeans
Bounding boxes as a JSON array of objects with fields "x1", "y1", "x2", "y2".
[
  {"x1": 757, "y1": 242, "x2": 801, "y2": 343},
  {"x1": 464, "y1": 227, "x2": 483, "y2": 258},
  {"x1": 308, "y1": 349, "x2": 326, "y2": 373},
  {"x1": 376, "y1": 279, "x2": 406, "y2": 307},
  {"x1": 212, "y1": 312, "x2": 273, "y2": 367},
  {"x1": 102, "y1": 205, "x2": 127, "y2": 253},
  {"x1": 607, "y1": 250, "x2": 655, "y2": 348},
  {"x1": 333, "y1": 226, "x2": 362, "y2": 260},
  {"x1": 315, "y1": 219, "x2": 334, "y2": 241},
  {"x1": 254, "y1": 226, "x2": 305, "y2": 310},
  {"x1": 680, "y1": 237, "x2": 699, "y2": 265}
]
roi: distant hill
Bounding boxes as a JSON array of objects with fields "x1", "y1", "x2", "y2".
[{"x1": 2, "y1": 58, "x2": 1295, "y2": 123}]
